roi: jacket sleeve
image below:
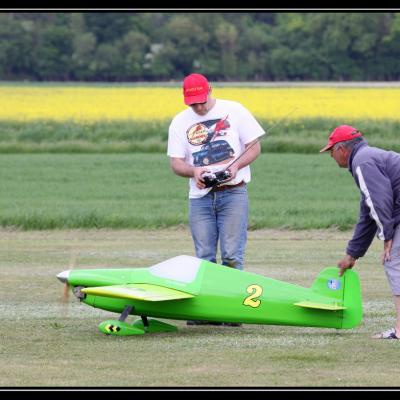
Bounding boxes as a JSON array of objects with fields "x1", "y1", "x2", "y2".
[
  {"x1": 346, "y1": 197, "x2": 377, "y2": 258},
  {"x1": 346, "y1": 162, "x2": 394, "y2": 258}
]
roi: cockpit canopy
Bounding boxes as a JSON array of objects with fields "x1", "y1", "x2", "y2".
[{"x1": 149, "y1": 255, "x2": 202, "y2": 284}]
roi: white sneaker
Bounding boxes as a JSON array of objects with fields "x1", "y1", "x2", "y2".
[{"x1": 372, "y1": 328, "x2": 399, "y2": 339}]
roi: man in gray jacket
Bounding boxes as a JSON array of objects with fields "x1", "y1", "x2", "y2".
[{"x1": 320, "y1": 125, "x2": 400, "y2": 339}]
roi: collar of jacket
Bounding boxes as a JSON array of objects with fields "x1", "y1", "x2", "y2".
[{"x1": 348, "y1": 139, "x2": 368, "y2": 176}]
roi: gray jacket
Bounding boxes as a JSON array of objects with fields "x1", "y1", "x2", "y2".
[{"x1": 347, "y1": 140, "x2": 400, "y2": 259}]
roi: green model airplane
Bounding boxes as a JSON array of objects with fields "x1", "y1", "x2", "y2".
[{"x1": 57, "y1": 255, "x2": 362, "y2": 336}]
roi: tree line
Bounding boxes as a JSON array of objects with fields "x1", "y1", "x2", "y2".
[{"x1": 1, "y1": 12, "x2": 400, "y2": 82}]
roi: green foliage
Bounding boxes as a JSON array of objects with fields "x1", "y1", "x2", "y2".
[
  {"x1": 34, "y1": 25, "x2": 74, "y2": 80},
  {"x1": 0, "y1": 14, "x2": 35, "y2": 79},
  {"x1": 1, "y1": 12, "x2": 400, "y2": 81},
  {"x1": 83, "y1": 13, "x2": 133, "y2": 43}
]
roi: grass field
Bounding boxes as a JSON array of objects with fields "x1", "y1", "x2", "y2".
[
  {"x1": 1, "y1": 118, "x2": 400, "y2": 154},
  {"x1": 1, "y1": 82, "x2": 399, "y2": 388},
  {"x1": 0, "y1": 228, "x2": 398, "y2": 387},
  {"x1": 0, "y1": 153, "x2": 360, "y2": 230}
]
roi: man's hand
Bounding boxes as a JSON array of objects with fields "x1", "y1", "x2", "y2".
[
  {"x1": 226, "y1": 163, "x2": 239, "y2": 182},
  {"x1": 382, "y1": 239, "x2": 393, "y2": 265},
  {"x1": 338, "y1": 254, "x2": 357, "y2": 276},
  {"x1": 194, "y1": 167, "x2": 211, "y2": 189}
]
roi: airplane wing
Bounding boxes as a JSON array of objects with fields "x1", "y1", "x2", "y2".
[
  {"x1": 294, "y1": 300, "x2": 346, "y2": 311},
  {"x1": 81, "y1": 283, "x2": 195, "y2": 302}
]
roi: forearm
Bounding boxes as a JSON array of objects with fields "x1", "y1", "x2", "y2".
[
  {"x1": 170, "y1": 158, "x2": 195, "y2": 178},
  {"x1": 235, "y1": 140, "x2": 261, "y2": 170},
  {"x1": 346, "y1": 224, "x2": 377, "y2": 259},
  {"x1": 345, "y1": 195, "x2": 379, "y2": 259}
]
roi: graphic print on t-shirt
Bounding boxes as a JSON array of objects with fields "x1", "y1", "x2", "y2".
[{"x1": 187, "y1": 115, "x2": 235, "y2": 166}]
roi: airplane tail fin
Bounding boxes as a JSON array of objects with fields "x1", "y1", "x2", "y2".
[{"x1": 310, "y1": 267, "x2": 363, "y2": 329}]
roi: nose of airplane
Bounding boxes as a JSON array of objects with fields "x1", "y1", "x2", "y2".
[{"x1": 57, "y1": 270, "x2": 71, "y2": 283}]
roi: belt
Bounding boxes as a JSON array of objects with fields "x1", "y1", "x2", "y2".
[{"x1": 210, "y1": 181, "x2": 245, "y2": 192}]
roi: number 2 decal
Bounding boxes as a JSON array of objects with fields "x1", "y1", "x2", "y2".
[{"x1": 243, "y1": 284, "x2": 263, "y2": 308}]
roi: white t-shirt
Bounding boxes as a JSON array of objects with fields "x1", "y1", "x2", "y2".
[{"x1": 168, "y1": 99, "x2": 265, "y2": 199}]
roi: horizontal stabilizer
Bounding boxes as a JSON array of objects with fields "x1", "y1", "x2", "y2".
[
  {"x1": 294, "y1": 300, "x2": 347, "y2": 311},
  {"x1": 81, "y1": 283, "x2": 194, "y2": 302}
]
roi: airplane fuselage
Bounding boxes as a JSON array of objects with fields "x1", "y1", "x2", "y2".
[{"x1": 64, "y1": 256, "x2": 362, "y2": 330}]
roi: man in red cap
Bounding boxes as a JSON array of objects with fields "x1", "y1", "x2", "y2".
[
  {"x1": 168, "y1": 73, "x2": 265, "y2": 326},
  {"x1": 320, "y1": 125, "x2": 400, "y2": 339}
]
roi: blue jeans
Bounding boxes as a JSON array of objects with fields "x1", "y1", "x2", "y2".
[{"x1": 189, "y1": 185, "x2": 248, "y2": 270}]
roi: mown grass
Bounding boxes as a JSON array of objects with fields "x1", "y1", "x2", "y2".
[
  {"x1": 0, "y1": 117, "x2": 400, "y2": 154},
  {"x1": 0, "y1": 153, "x2": 359, "y2": 230},
  {"x1": 0, "y1": 228, "x2": 398, "y2": 387}
]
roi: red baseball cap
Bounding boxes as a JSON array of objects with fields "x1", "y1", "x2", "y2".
[
  {"x1": 183, "y1": 73, "x2": 210, "y2": 105},
  {"x1": 319, "y1": 125, "x2": 362, "y2": 153}
]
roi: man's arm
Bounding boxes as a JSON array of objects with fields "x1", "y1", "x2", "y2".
[
  {"x1": 227, "y1": 139, "x2": 261, "y2": 180},
  {"x1": 355, "y1": 163, "x2": 394, "y2": 238},
  {"x1": 170, "y1": 157, "x2": 195, "y2": 178},
  {"x1": 170, "y1": 157, "x2": 211, "y2": 189},
  {"x1": 346, "y1": 199, "x2": 377, "y2": 259},
  {"x1": 339, "y1": 161, "x2": 394, "y2": 275}
]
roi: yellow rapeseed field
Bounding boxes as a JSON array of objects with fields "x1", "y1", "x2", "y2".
[{"x1": 0, "y1": 85, "x2": 399, "y2": 122}]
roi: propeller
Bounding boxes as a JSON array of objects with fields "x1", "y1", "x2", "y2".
[
  {"x1": 62, "y1": 276, "x2": 70, "y2": 303},
  {"x1": 58, "y1": 247, "x2": 78, "y2": 304}
]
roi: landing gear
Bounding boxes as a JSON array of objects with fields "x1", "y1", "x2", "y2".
[{"x1": 98, "y1": 305, "x2": 178, "y2": 336}]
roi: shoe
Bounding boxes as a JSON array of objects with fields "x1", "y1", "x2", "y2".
[
  {"x1": 186, "y1": 320, "x2": 223, "y2": 326},
  {"x1": 371, "y1": 328, "x2": 399, "y2": 339},
  {"x1": 223, "y1": 322, "x2": 242, "y2": 327}
]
